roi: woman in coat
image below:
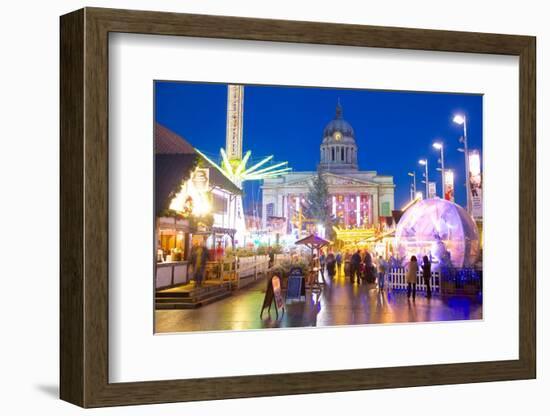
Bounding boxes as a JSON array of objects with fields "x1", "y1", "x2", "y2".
[{"x1": 406, "y1": 255, "x2": 419, "y2": 299}]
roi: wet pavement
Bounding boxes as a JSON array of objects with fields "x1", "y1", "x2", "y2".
[{"x1": 155, "y1": 273, "x2": 482, "y2": 333}]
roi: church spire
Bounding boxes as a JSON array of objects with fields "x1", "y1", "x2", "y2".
[{"x1": 335, "y1": 98, "x2": 343, "y2": 119}]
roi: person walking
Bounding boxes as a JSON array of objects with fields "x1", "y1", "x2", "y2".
[
  {"x1": 268, "y1": 247, "x2": 275, "y2": 269},
  {"x1": 362, "y1": 250, "x2": 375, "y2": 284},
  {"x1": 350, "y1": 250, "x2": 361, "y2": 284},
  {"x1": 190, "y1": 241, "x2": 209, "y2": 287},
  {"x1": 344, "y1": 250, "x2": 351, "y2": 277},
  {"x1": 309, "y1": 253, "x2": 319, "y2": 287},
  {"x1": 406, "y1": 255, "x2": 419, "y2": 300},
  {"x1": 422, "y1": 255, "x2": 432, "y2": 298},
  {"x1": 377, "y1": 255, "x2": 387, "y2": 291},
  {"x1": 326, "y1": 250, "x2": 336, "y2": 281},
  {"x1": 335, "y1": 251, "x2": 342, "y2": 276},
  {"x1": 319, "y1": 250, "x2": 326, "y2": 282}
]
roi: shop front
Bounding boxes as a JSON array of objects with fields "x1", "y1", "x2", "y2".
[{"x1": 155, "y1": 216, "x2": 192, "y2": 289}]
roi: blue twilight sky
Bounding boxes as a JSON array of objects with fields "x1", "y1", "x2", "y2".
[{"x1": 155, "y1": 81, "x2": 482, "y2": 212}]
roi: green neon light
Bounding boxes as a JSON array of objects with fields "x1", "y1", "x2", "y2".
[
  {"x1": 242, "y1": 155, "x2": 274, "y2": 175},
  {"x1": 196, "y1": 148, "x2": 290, "y2": 186}
]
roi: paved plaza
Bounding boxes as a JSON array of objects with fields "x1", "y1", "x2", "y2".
[{"x1": 155, "y1": 273, "x2": 482, "y2": 333}]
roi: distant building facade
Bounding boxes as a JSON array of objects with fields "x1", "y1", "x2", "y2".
[{"x1": 261, "y1": 102, "x2": 395, "y2": 234}]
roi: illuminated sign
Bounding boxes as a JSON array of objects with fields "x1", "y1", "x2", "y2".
[
  {"x1": 191, "y1": 168, "x2": 209, "y2": 192},
  {"x1": 225, "y1": 85, "x2": 244, "y2": 162}
]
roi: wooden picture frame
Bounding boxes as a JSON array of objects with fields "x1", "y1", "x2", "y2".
[{"x1": 60, "y1": 7, "x2": 536, "y2": 408}]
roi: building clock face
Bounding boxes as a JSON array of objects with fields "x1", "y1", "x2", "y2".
[{"x1": 333, "y1": 131, "x2": 342, "y2": 141}]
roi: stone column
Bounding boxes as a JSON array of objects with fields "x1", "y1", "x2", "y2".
[
  {"x1": 355, "y1": 194, "x2": 361, "y2": 227},
  {"x1": 372, "y1": 189, "x2": 379, "y2": 225}
]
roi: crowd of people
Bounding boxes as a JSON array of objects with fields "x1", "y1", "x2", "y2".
[
  {"x1": 189, "y1": 241, "x2": 434, "y2": 300},
  {"x1": 313, "y1": 249, "x2": 433, "y2": 299}
]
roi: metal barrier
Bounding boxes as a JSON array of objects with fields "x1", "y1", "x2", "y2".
[
  {"x1": 387, "y1": 267, "x2": 482, "y2": 296},
  {"x1": 439, "y1": 267, "x2": 482, "y2": 296}
]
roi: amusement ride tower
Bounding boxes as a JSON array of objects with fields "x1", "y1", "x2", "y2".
[{"x1": 195, "y1": 85, "x2": 291, "y2": 244}]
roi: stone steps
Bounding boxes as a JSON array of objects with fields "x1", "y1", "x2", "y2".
[
  {"x1": 155, "y1": 281, "x2": 232, "y2": 309},
  {"x1": 156, "y1": 282, "x2": 230, "y2": 298},
  {"x1": 156, "y1": 290, "x2": 232, "y2": 309}
]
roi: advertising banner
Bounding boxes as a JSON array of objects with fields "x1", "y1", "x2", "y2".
[
  {"x1": 468, "y1": 150, "x2": 483, "y2": 219},
  {"x1": 267, "y1": 216, "x2": 287, "y2": 234},
  {"x1": 444, "y1": 169, "x2": 455, "y2": 202}
]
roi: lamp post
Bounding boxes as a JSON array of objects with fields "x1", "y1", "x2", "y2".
[
  {"x1": 418, "y1": 159, "x2": 429, "y2": 199},
  {"x1": 432, "y1": 141, "x2": 445, "y2": 199},
  {"x1": 453, "y1": 114, "x2": 471, "y2": 214},
  {"x1": 407, "y1": 171, "x2": 417, "y2": 201}
]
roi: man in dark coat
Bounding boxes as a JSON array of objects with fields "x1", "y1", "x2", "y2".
[
  {"x1": 268, "y1": 247, "x2": 275, "y2": 268},
  {"x1": 362, "y1": 251, "x2": 376, "y2": 284},
  {"x1": 422, "y1": 255, "x2": 432, "y2": 298},
  {"x1": 350, "y1": 250, "x2": 362, "y2": 284},
  {"x1": 325, "y1": 251, "x2": 336, "y2": 282}
]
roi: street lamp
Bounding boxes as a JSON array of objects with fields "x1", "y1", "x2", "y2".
[
  {"x1": 432, "y1": 141, "x2": 445, "y2": 199},
  {"x1": 453, "y1": 114, "x2": 471, "y2": 214},
  {"x1": 418, "y1": 159, "x2": 429, "y2": 199},
  {"x1": 407, "y1": 171, "x2": 417, "y2": 201}
]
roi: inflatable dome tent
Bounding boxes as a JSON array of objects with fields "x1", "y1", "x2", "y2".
[{"x1": 394, "y1": 199, "x2": 480, "y2": 268}]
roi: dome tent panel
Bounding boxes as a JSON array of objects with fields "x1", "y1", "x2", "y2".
[{"x1": 394, "y1": 199, "x2": 479, "y2": 268}]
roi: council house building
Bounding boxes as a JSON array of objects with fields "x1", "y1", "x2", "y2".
[{"x1": 261, "y1": 102, "x2": 395, "y2": 235}]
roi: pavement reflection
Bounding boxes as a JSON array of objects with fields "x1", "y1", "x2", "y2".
[{"x1": 155, "y1": 273, "x2": 482, "y2": 333}]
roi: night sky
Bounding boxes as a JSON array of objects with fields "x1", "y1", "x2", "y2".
[{"x1": 155, "y1": 81, "x2": 482, "y2": 213}]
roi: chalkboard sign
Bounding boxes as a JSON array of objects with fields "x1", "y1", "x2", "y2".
[
  {"x1": 286, "y1": 267, "x2": 305, "y2": 302},
  {"x1": 260, "y1": 275, "x2": 285, "y2": 319}
]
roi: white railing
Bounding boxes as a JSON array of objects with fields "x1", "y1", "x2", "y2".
[
  {"x1": 236, "y1": 255, "x2": 269, "y2": 277},
  {"x1": 220, "y1": 255, "x2": 271, "y2": 289},
  {"x1": 387, "y1": 267, "x2": 440, "y2": 293},
  {"x1": 274, "y1": 253, "x2": 290, "y2": 263}
]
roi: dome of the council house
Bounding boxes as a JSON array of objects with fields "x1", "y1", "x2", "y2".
[{"x1": 322, "y1": 101, "x2": 356, "y2": 145}]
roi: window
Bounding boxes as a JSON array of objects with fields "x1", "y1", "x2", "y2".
[
  {"x1": 331, "y1": 147, "x2": 335, "y2": 161},
  {"x1": 212, "y1": 193, "x2": 226, "y2": 214},
  {"x1": 266, "y1": 203, "x2": 274, "y2": 218},
  {"x1": 381, "y1": 201, "x2": 391, "y2": 217}
]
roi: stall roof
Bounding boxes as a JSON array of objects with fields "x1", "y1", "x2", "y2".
[
  {"x1": 154, "y1": 123, "x2": 241, "y2": 214},
  {"x1": 295, "y1": 234, "x2": 331, "y2": 248},
  {"x1": 155, "y1": 123, "x2": 196, "y2": 154}
]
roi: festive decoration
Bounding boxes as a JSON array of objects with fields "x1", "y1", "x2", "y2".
[{"x1": 196, "y1": 148, "x2": 291, "y2": 188}]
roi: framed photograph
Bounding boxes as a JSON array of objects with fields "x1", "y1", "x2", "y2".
[{"x1": 60, "y1": 7, "x2": 536, "y2": 408}]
